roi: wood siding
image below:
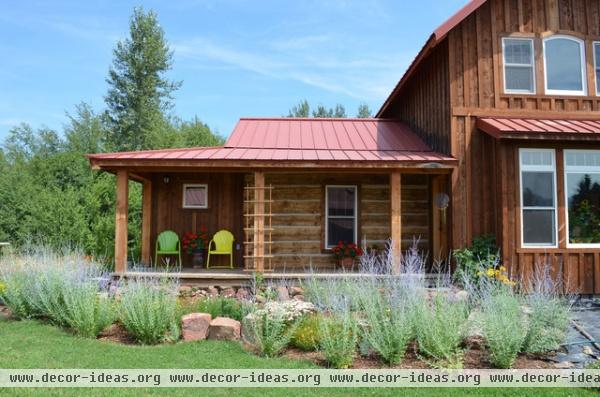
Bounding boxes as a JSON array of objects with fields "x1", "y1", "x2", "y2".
[
  {"x1": 150, "y1": 172, "x2": 245, "y2": 268},
  {"x1": 263, "y1": 173, "x2": 431, "y2": 270}
]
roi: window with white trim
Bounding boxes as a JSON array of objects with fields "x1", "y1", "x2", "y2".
[
  {"x1": 543, "y1": 35, "x2": 587, "y2": 95},
  {"x1": 564, "y1": 150, "x2": 600, "y2": 246},
  {"x1": 519, "y1": 149, "x2": 557, "y2": 247},
  {"x1": 182, "y1": 184, "x2": 208, "y2": 208},
  {"x1": 325, "y1": 186, "x2": 357, "y2": 248},
  {"x1": 594, "y1": 42, "x2": 600, "y2": 94},
  {"x1": 502, "y1": 38, "x2": 535, "y2": 94}
]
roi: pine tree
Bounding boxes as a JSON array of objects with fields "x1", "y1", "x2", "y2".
[{"x1": 104, "y1": 7, "x2": 181, "y2": 151}]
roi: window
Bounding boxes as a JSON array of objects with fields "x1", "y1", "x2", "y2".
[
  {"x1": 519, "y1": 149, "x2": 557, "y2": 247},
  {"x1": 594, "y1": 42, "x2": 600, "y2": 94},
  {"x1": 502, "y1": 38, "x2": 535, "y2": 94},
  {"x1": 543, "y1": 36, "x2": 586, "y2": 95},
  {"x1": 325, "y1": 186, "x2": 357, "y2": 248},
  {"x1": 564, "y1": 150, "x2": 600, "y2": 246},
  {"x1": 182, "y1": 184, "x2": 208, "y2": 208}
]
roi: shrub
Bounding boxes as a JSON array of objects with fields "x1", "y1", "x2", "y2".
[
  {"x1": 0, "y1": 268, "x2": 39, "y2": 318},
  {"x1": 291, "y1": 314, "x2": 321, "y2": 351},
  {"x1": 318, "y1": 312, "x2": 358, "y2": 369},
  {"x1": 62, "y1": 283, "x2": 116, "y2": 338},
  {"x1": 253, "y1": 300, "x2": 315, "y2": 323},
  {"x1": 120, "y1": 278, "x2": 179, "y2": 345},
  {"x1": 195, "y1": 296, "x2": 246, "y2": 321},
  {"x1": 359, "y1": 290, "x2": 413, "y2": 365},
  {"x1": 414, "y1": 294, "x2": 469, "y2": 368},
  {"x1": 453, "y1": 235, "x2": 499, "y2": 287},
  {"x1": 245, "y1": 307, "x2": 298, "y2": 357},
  {"x1": 481, "y1": 292, "x2": 527, "y2": 368}
]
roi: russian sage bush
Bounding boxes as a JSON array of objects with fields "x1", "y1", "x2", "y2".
[
  {"x1": 318, "y1": 311, "x2": 358, "y2": 369},
  {"x1": 414, "y1": 294, "x2": 469, "y2": 368},
  {"x1": 120, "y1": 278, "x2": 179, "y2": 345},
  {"x1": 481, "y1": 291, "x2": 526, "y2": 368},
  {"x1": 245, "y1": 305, "x2": 298, "y2": 357},
  {"x1": 63, "y1": 282, "x2": 116, "y2": 338}
]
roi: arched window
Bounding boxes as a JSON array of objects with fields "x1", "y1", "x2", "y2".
[{"x1": 543, "y1": 35, "x2": 587, "y2": 95}]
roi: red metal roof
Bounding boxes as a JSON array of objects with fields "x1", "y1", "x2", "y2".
[
  {"x1": 88, "y1": 118, "x2": 455, "y2": 165},
  {"x1": 377, "y1": 0, "x2": 485, "y2": 116},
  {"x1": 477, "y1": 117, "x2": 600, "y2": 139}
]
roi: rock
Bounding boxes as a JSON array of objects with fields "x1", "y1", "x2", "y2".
[
  {"x1": 289, "y1": 286, "x2": 303, "y2": 296},
  {"x1": 255, "y1": 295, "x2": 266, "y2": 304},
  {"x1": 221, "y1": 288, "x2": 236, "y2": 298},
  {"x1": 293, "y1": 295, "x2": 305, "y2": 301},
  {"x1": 179, "y1": 286, "x2": 193, "y2": 296},
  {"x1": 208, "y1": 317, "x2": 241, "y2": 341},
  {"x1": 583, "y1": 346, "x2": 595, "y2": 356},
  {"x1": 181, "y1": 313, "x2": 212, "y2": 341},
  {"x1": 276, "y1": 286, "x2": 290, "y2": 301},
  {"x1": 192, "y1": 289, "x2": 206, "y2": 297},
  {"x1": 554, "y1": 361, "x2": 574, "y2": 369},
  {"x1": 236, "y1": 288, "x2": 251, "y2": 300},
  {"x1": 207, "y1": 286, "x2": 219, "y2": 297},
  {"x1": 454, "y1": 290, "x2": 469, "y2": 301}
]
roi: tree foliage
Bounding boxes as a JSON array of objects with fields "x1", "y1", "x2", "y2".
[{"x1": 287, "y1": 101, "x2": 372, "y2": 118}]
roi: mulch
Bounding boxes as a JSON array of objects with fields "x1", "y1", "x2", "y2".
[{"x1": 97, "y1": 323, "x2": 137, "y2": 345}]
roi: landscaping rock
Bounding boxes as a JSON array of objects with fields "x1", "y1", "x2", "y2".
[
  {"x1": 221, "y1": 288, "x2": 236, "y2": 298},
  {"x1": 583, "y1": 346, "x2": 595, "y2": 356},
  {"x1": 276, "y1": 286, "x2": 290, "y2": 301},
  {"x1": 554, "y1": 361, "x2": 574, "y2": 369},
  {"x1": 289, "y1": 286, "x2": 303, "y2": 296},
  {"x1": 236, "y1": 288, "x2": 251, "y2": 300},
  {"x1": 207, "y1": 286, "x2": 219, "y2": 297},
  {"x1": 293, "y1": 295, "x2": 305, "y2": 301},
  {"x1": 179, "y1": 285, "x2": 193, "y2": 297},
  {"x1": 255, "y1": 295, "x2": 266, "y2": 304},
  {"x1": 181, "y1": 313, "x2": 212, "y2": 341},
  {"x1": 208, "y1": 317, "x2": 241, "y2": 341},
  {"x1": 454, "y1": 290, "x2": 469, "y2": 301}
]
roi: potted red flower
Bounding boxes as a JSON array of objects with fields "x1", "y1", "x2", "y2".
[
  {"x1": 331, "y1": 241, "x2": 363, "y2": 270},
  {"x1": 182, "y1": 227, "x2": 209, "y2": 268}
]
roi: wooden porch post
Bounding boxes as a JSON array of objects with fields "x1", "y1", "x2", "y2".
[
  {"x1": 390, "y1": 171, "x2": 402, "y2": 274},
  {"x1": 140, "y1": 180, "x2": 152, "y2": 265},
  {"x1": 253, "y1": 171, "x2": 265, "y2": 272},
  {"x1": 114, "y1": 170, "x2": 129, "y2": 273}
]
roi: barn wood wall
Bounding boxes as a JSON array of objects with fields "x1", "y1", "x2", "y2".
[
  {"x1": 261, "y1": 173, "x2": 431, "y2": 270},
  {"x1": 150, "y1": 172, "x2": 245, "y2": 268}
]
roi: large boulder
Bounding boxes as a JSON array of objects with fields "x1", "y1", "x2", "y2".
[
  {"x1": 276, "y1": 286, "x2": 290, "y2": 301},
  {"x1": 208, "y1": 317, "x2": 241, "y2": 341},
  {"x1": 181, "y1": 313, "x2": 212, "y2": 341}
]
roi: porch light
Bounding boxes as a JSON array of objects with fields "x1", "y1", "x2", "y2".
[
  {"x1": 163, "y1": 175, "x2": 171, "y2": 184},
  {"x1": 434, "y1": 192, "x2": 450, "y2": 225}
]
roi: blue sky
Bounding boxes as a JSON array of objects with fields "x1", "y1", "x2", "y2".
[{"x1": 0, "y1": 0, "x2": 466, "y2": 140}]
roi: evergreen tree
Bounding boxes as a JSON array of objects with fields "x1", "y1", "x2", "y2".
[
  {"x1": 287, "y1": 100, "x2": 310, "y2": 117},
  {"x1": 356, "y1": 103, "x2": 372, "y2": 118},
  {"x1": 104, "y1": 7, "x2": 181, "y2": 151}
]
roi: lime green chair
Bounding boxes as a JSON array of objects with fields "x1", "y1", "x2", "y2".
[
  {"x1": 206, "y1": 230, "x2": 235, "y2": 269},
  {"x1": 155, "y1": 230, "x2": 182, "y2": 270}
]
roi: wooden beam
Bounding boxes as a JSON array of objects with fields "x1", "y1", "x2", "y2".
[
  {"x1": 390, "y1": 171, "x2": 402, "y2": 274},
  {"x1": 253, "y1": 171, "x2": 265, "y2": 272},
  {"x1": 140, "y1": 180, "x2": 152, "y2": 265},
  {"x1": 114, "y1": 170, "x2": 129, "y2": 273}
]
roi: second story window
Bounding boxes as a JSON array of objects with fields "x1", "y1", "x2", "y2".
[
  {"x1": 543, "y1": 35, "x2": 586, "y2": 96},
  {"x1": 502, "y1": 38, "x2": 535, "y2": 94}
]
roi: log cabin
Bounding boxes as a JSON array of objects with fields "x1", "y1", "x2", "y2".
[{"x1": 89, "y1": 0, "x2": 600, "y2": 292}]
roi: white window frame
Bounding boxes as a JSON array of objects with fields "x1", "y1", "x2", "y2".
[
  {"x1": 564, "y1": 150, "x2": 600, "y2": 248},
  {"x1": 182, "y1": 184, "x2": 208, "y2": 209},
  {"x1": 519, "y1": 148, "x2": 558, "y2": 248},
  {"x1": 502, "y1": 37, "x2": 536, "y2": 94},
  {"x1": 324, "y1": 185, "x2": 358, "y2": 249},
  {"x1": 593, "y1": 41, "x2": 600, "y2": 95},
  {"x1": 543, "y1": 35, "x2": 587, "y2": 96}
]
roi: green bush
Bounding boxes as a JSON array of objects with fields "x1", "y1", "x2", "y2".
[
  {"x1": 63, "y1": 283, "x2": 116, "y2": 338},
  {"x1": 481, "y1": 292, "x2": 527, "y2": 369},
  {"x1": 360, "y1": 291, "x2": 413, "y2": 365},
  {"x1": 522, "y1": 294, "x2": 570, "y2": 354},
  {"x1": 453, "y1": 235, "x2": 499, "y2": 287},
  {"x1": 195, "y1": 296, "x2": 245, "y2": 321},
  {"x1": 0, "y1": 268, "x2": 39, "y2": 319},
  {"x1": 318, "y1": 312, "x2": 358, "y2": 369},
  {"x1": 291, "y1": 314, "x2": 321, "y2": 351},
  {"x1": 414, "y1": 294, "x2": 468, "y2": 368},
  {"x1": 245, "y1": 308, "x2": 298, "y2": 358},
  {"x1": 120, "y1": 278, "x2": 179, "y2": 345}
]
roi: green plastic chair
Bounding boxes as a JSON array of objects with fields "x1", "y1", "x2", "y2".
[
  {"x1": 154, "y1": 230, "x2": 182, "y2": 270},
  {"x1": 206, "y1": 230, "x2": 235, "y2": 269}
]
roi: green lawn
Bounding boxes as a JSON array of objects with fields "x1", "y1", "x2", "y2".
[{"x1": 0, "y1": 316, "x2": 594, "y2": 397}]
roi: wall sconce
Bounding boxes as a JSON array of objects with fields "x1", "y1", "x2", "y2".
[
  {"x1": 163, "y1": 175, "x2": 171, "y2": 184},
  {"x1": 434, "y1": 192, "x2": 450, "y2": 226}
]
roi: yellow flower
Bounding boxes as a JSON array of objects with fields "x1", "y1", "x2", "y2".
[
  {"x1": 486, "y1": 268, "x2": 495, "y2": 277},
  {"x1": 499, "y1": 266, "x2": 506, "y2": 272},
  {"x1": 494, "y1": 269, "x2": 501, "y2": 277},
  {"x1": 477, "y1": 271, "x2": 483, "y2": 277}
]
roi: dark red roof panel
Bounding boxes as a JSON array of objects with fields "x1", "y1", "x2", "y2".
[
  {"x1": 477, "y1": 117, "x2": 600, "y2": 139},
  {"x1": 88, "y1": 118, "x2": 455, "y2": 164}
]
